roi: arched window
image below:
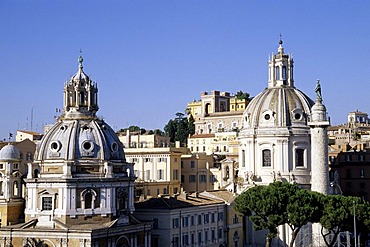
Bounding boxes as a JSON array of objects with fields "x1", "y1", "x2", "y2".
[
  {"x1": 282, "y1": 66, "x2": 287, "y2": 81},
  {"x1": 13, "y1": 181, "x2": 19, "y2": 196},
  {"x1": 262, "y1": 149, "x2": 271, "y2": 167},
  {"x1": 81, "y1": 189, "x2": 97, "y2": 209},
  {"x1": 85, "y1": 192, "x2": 93, "y2": 209},
  {"x1": 275, "y1": 66, "x2": 280, "y2": 80},
  {"x1": 79, "y1": 91, "x2": 85, "y2": 105}
]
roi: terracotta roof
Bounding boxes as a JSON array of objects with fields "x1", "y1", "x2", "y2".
[
  {"x1": 200, "y1": 190, "x2": 236, "y2": 204},
  {"x1": 189, "y1": 134, "x2": 215, "y2": 139}
]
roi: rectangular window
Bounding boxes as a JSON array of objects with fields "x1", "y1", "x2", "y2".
[
  {"x1": 145, "y1": 170, "x2": 151, "y2": 180},
  {"x1": 191, "y1": 160, "x2": 195, "y2": 168},
  {"x1": 211, "y1": 213, "x2": 215, "y2": 223},
  {"x1": 42, "y1": 197, "x2": 53, "y2": 211},
  {"x1": 262, "y1": 149, "x2": 271, "y2": 167},
  {"x1": 218, "y1": 228, "x2": 223, "y2": 239},
  {"x1": 218, "y1": 212, "x2": 224, "y2": 221},
  {"x1": 173, "y1": 169, "x2": 179, "y2": 180},
  {"x1": 172, "y1": 236, "x2": 179, "y2": 247},
  {"x1": 189, "y1": 175, "x2": 196, "y2": 183},
  {"x1": 360, "y1": 168, "x2": 365, "y2": 178},
  {"x1": 295, "y1": 149, "x2": 304, "y2": 167},
  {"x1": 173, "y1": 218, "x2": 179, "y2": 228},
  {"x1": 157, "y1": 169, "x2": 164, "y2": 180},
  {"x1": 345, "y1": 155, "x2": 352, "y2": 162},
  {"x1": 204, "y1": 213, "x2": 209, "y2": 224},
  {"x1": 174, "y1": 158, "x2": 178, "y2": 163},
  {"x1": 205, "y1": 230, "x2": 209, "y2": 243},
  {"x1": 181, "y1": 175, "x2": 185, "y2": 183},
  {"x1": 13, "y1": 163, "x2": 19, "y2": 170},
  {"x1": 198, "y1": 232, "x2": 202, "y2": 244},
  {"x1": 190, "y1": 215, "x2": 195, "y2": 226},
  {"x1": 198, "y1": 215, "x2": 202, "y2": 225},
  {"x1": 182, "y1": 216, "x2": 189, "y2": 227},
  {"x1": 210, "y1": 175, "x2": 216, "y2": 183},
  {"x1": 211, "y1": 229, "x2": 215, "y2": 242},
  {"x1": 182, "y1": 234, "x2": 189, "y2": 246},
  {"x1": 191, "y1": 233, "x2": 195, "y2": 244},
  {"x1": 200, "y1": 174, "x2": 207, "y2": 183}
]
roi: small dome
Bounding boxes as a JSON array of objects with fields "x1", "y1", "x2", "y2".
[
  {"x1": 71, "y1": 55, "x2": 89, "y2": 81},
  {"x1": 243, "y1": 87, "x2": 314, "y2": 129},
  {"x1": 0, "y1": 144, "x2": 20, "y2": 161}
]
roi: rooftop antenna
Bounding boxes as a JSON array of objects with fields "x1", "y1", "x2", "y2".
[{"x1": 30, "y1": 105, "x2": 34, "y2": 131}]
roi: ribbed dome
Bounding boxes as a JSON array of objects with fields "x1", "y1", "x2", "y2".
[
  {"x1": 243, "y1": 87, "x2": 314, "y2": 129},
  {"x1": 35, "y1": 56, "x2": 125, "y2": 164},
  {"x1": 0, "y1": 144, "x2": 20, "y2": 161},
  {"x1": 36, "y1": 115, "x2": 125, "y2": 162}
]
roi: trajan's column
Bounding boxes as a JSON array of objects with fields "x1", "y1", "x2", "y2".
[{"x1": 308, "y1": 80, "x2": 330, "y2": 246}]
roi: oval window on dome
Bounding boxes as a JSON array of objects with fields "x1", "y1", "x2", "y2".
[
  {"x1": 111, "y1": 142, "x2": 118, "y2": 152},
  {"x1": 50, "y1": 141, "x2": 61, "y2": 152},
  {"x1": 264, "y1": 114, "x2": 271, "y2": 120},
  {"x1": 295, "y1": 113, "x2": 301, "y2": 120},
  {"x1": 82, "y1": 141, "x2": 94, "y2": 152}
]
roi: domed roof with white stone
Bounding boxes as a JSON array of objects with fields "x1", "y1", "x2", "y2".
[
  {"x1": 35, "y1": 56, "x2": 125, "y2": 163},
  {"x1": 0, "y1": 144, "x2": 20, "y2": 161},
  {"x1": 242, "y1": 39, "x2": 314, "y2": 131}
]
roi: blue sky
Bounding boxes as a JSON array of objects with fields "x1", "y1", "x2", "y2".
[{"x1": 0, "y1": 1, "x2": 369, "y2": 140}]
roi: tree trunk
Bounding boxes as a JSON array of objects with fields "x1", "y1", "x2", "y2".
[
  {"x1": 289, "y1": 229, "x2": 299, "y2": 247},
  {"x1": 265, "y1": 236, "x2": 273, "y2": 247}
]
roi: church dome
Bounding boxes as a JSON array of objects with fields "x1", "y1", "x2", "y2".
[
  {"x1": 35, "y1": 56, "x2": 125, "y2": 163},
  {"x1": 0, "y1": 144, "x2": 20, "y2": 161},
  {"x1": 243, "y1": 87, "x2": 314, "y2": 129},
  {"x1": 242, "y1": 39, "x2": 314, "y2": 131}
]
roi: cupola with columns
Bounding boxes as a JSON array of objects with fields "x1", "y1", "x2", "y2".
[
  {"x1": 268, "y1": 37, "x2": 294, "y2": 88},
  {"x1": 62, "y1": 54, "x2": 98, "y2": 119}
]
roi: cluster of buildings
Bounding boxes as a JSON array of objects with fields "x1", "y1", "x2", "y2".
[{"x1": 0, "y1": 39, "x2": 367, "y2": 246}]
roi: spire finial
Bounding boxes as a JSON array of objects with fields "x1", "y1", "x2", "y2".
[
  {"x1": 279, "y1": 34, "x2": 283, "y2": 45},
  {"x1": 78, "y1": 49, "x2": 83, "y2": 69}
]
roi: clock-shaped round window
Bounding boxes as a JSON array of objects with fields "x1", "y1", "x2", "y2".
[{"x1": 264, "y1": 114, "x2": 271, "y2": 120}]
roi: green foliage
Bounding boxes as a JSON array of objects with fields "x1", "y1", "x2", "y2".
[
  {"x1": 234, "y1": 182, "x2": 370, "y2": 247},
  {"x1": 234, "y1": 182, "x2": 297, "y2": 245},
  {"x1": 320, "y1": 195, "x2": 365, "y2": 247},
  {"x1": 235, "y1": 90, "x2": 251, "y2": 100},
  {"x1": 164, "y1": 111, "x2": 195, "y2": 145}
]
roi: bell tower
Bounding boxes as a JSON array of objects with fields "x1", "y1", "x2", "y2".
[{"x1": 268, "y1": 37, "x2": 294, "y2": 88}]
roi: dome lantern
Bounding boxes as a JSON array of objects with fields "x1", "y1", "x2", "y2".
[{"x1": 268, "y1": 37, "x2": 294, "y2": 89}]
